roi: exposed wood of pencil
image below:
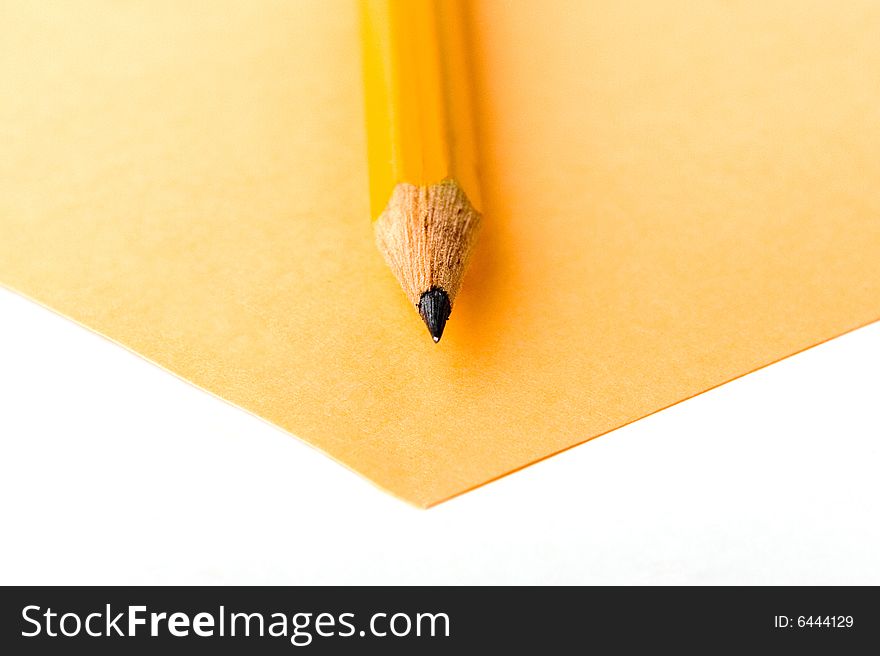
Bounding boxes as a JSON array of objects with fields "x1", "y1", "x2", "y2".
[
  {"x1": 374, "y1": 180, "x2": 480, "y2": 305},
  {"x1": 361, "y1": 0, "x2": 482, "y2": 340}
]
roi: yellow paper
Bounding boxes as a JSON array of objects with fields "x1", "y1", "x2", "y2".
[{"x1": 2, "y1": 1, "x2": 879, "y2": 506}]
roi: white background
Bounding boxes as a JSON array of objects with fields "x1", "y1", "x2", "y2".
[{"x1": 1, "y1": 286, "x2": 877, "y2": 585}]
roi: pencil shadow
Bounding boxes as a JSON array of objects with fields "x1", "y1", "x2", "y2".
[{"x1": 446, "y1": 0, "x2": 508, "y2": 357}]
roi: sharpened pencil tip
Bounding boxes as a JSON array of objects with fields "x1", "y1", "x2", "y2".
[{"x1": 418, "y1": 287, "x2": 451, "y2": 343}]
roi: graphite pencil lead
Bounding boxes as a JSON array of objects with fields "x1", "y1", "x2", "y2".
[{"x1": 418, "y1": 287, "x2": 452, "y2": 343}]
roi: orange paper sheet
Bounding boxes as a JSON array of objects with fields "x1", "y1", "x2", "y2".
[{"x1": 2, "y1": 1, "x2": 879, "y2": 506}]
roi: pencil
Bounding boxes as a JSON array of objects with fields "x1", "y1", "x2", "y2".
[{"x1": 360, "y1": 0, "x2": 482, "y2": 342}]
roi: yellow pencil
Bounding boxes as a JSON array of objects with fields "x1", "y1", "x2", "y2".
[{"x1": 361, "y1": 0, "x2": 482, "y2": 342}]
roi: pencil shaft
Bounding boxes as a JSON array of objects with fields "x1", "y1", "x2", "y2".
[{"x1": 361, "y1": 0, "x2": 481, "y2": 218}]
